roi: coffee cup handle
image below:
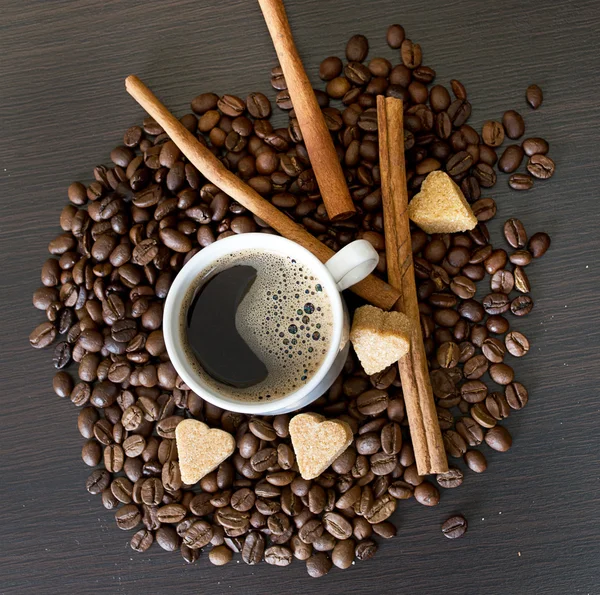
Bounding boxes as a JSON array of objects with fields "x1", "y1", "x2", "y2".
[{"x1": 324, "y1": 240, "x2": 380, "y2": 291}]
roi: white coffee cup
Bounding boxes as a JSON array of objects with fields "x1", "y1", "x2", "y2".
[{"x1": 163, "y1": 233, "x2": 378, "y2": 415}]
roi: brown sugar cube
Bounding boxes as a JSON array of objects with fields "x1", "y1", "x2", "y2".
[
  {"x1": 350, "y1": 305, "x2": 412, "y2": 375},
  {"x1": 289, "y1": 413, "x2": 354, "y2": 480},
  {"x1": 408, "y1": 171, "x2": 477, "y2": 234},
  {"x1": 175, "y1": 419, "x2": 236, "y2": 485}
]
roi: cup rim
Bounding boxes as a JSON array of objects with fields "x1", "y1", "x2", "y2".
[{"x1": 163, "y1": 233, "x2": 344, "y2": 415}]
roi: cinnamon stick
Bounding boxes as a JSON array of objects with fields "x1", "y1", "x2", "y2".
[
  {"x1": 125, "y1": 75, "x2": 400, "y2": 311},
  {"x1": 377, "y1": 95, "x2": 448, "y2": 475},
  {"x1": 257, "y1": 0, "x2": 355, "y2": 222}
]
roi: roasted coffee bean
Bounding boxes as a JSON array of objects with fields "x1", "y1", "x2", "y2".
[
  {"x1": 381, "y1": 422, "x2": 402, "y2": 455},
  {"x1": 508, "y1": 173, "x2": 534, "y2": 190},
  {"x1": 52, "y1": 342, "x2": 71, "y2": 369},
  {"x1": 248, "y1": 418, "x2": 276, "y2": 441},
  {"x1": 345, "y1": 61, "x2": 372, "y2": 86},
  {"x1": 401, "y1": 39, "x2": 422, "y2": 69},
  {"x1": 251, "y1": 447, "x2": 277, "y2": 472},
  {"x1": 491, "y1": 267, "x2": 515, "y2": 293},
  {"x1": 352, "y1": 539, "x2": 376, "y2": 562},
  {"x1": 456, "y1": 416, "x2": 484, "y2": 446},
  {"x1": 115, "y1": 504, "x2": 141, "y2": 530},
  {"x1": 130, "y1": 528, "x2": 153, "y2": 552},
  {"x1": 485, "y1": 425, "x2": 512, "y2": 451},
  {"x1": 446, "y1": 151, "x2": 473, "y2": 176},
  {"x1": 464, "y1": 355, "x2": 489, "y2": 379},
  {"x1": 191, "y1": 92, "x2": 219, "y2": 114},
  {"x1": 86, "y1": 469, "x2": 110, "y2": 495},
  {"x1": 323, "y1": 512, "x2": 353, "y2": 539},
  {"x1": 436, "y1": 342, "x2": 460, "y2": 368},
  {"x1": 430, "y1": 369, "x2": 456, "y2": 400},
  {"x1": 460, "y1": 380, "x2": 487, "y2": 404},
  {"x1": 346, "y1": 34, "x2": 369, "y2": 62},
  {"x1": 182, "y1": 520, "x2": 213, "y2": 549},
  {"x1": 357, "y1": 389, "x2": 389, "y2": 415},
  {"x1": 331, "y1": 538, "x2": 355, "y2": 569},
  {"x1": 90, "y1": 381, "x2": 118, "y2": 408},
  {"x1": 77, "y1": 407, "x2": 98, "y2": 439},
  {"x1": 511, "y1": 295, "x2": 534, "y2": 316},
  {"x1": 216, "y1": 507, "x2": 251, "y2": 532},
  {"x1": 386, "y1": 24, "x2": 405, "y2": 48},
  {"x1": 306, "y1": 552, "x2": 332, "y2": 577},
  {"x1": 486, "y1": 392, "x2": 510, "y2": 420},
  {"x1": 264, "y1": 545, "x2": 293, "y2": 567},
  {"x1": 370, "y1": 452, "x2": 397, "y2": 476},
  {"x1": 527, "y1": 154, "x2": 555, "y2": 179},
  {"x1": 502, "y1": 110, "x2": 525, "y2": 139},
  {"x1": 319, "y1": 56, "x2": 343, "y2": 81},
  {"x1": 510, "y1": 250, "x2": 533, "y2": 267},
  {"x1": 505, "y1": 382, "x2": 529, "y2": 410},
  {"x1": 242, "y1": 532, "x2": 265, "y2": 565},
  {"x1": 157, "y1": 503, "x2": 187, "y2": 524},
  {"x1": 505, "y1": 331, "x2": 530, "y2": 357},
  {"x1": 443, "y1": 430, "x2": 467, "y2": 458},
  {"x1": 217, "y1": 94, "x2": 245, "y2": 118},
  {"x1": 369, "y1": 365, "x2": 396, "y2": 390},
  {"x1": 472, "y1": 197, "x2": 496, "y2": 221},
  {"x1": 513, "y1": 266, "x2": 530, "y2": 293},
  {"x1": 69, "y1": 381, "x2": 91, "y2": 407},
  {"x1": 104, "y1": 444, "x2": 124, "y2": 473},
  {"x1": 483, "y1": 293, "x2": 510, "y2": 315},
  {"x1": 482, "y1": 337, "x2": 506, "y2": 363},
  {"x1": 504, "y1": 218, "x2": 527, "y2": 248},
  {"x1": 387, "y1": 479, "x2": 413, "y2": 500},
  {"x1": 111, "y1": 477, "x2": 134, "y2": 504},
  {"x1": 528, "y1": 232, "x2": 551, "y2": 258},
  {"x1": 436, "y1": 468, "x2": 464, "y2": 489},
  {"x1": 526, "y1": 84, "x2": 543, "y2": 109},
  {"x1": 472, "y1": 163, "x2": 496, "y2": 188},
  {"x1": 498, "y1": 145, "x2": 524, "y2": 173},
  {"x1": 482, "y1": 121, "x2": 504, "y2": 147},
  {"x1": 231, "y1": 487, "x2": 256, "y2": 512},
  {"x1": 82, "y1": 440, "x2": 102, "y2": 467},
  {"x1": 464, "y1": 449, "x2": 487, "y2": 473},
  {"x1": 522, "y1": 137, "x2": 549, "y2": 157},
  {"x1": 442, "y1": 515, "x2": 468, "y2": 539},
  {"x1": 208, "y1": 544, "x2": 233, "y2": 566},
  {"x1": 450, "y1": 276, "x2": 476, "y2": 299},
  {"x1": 436, "y1": 407, "x2": 454, "y2": 430},
  {"x1": 471, "y1": 403, "x2": 497, "y2": 428},
  {"x1": 156, "y1": 526, "x2": 180, "y2": 551},
  {"x1": 486, "y1": 315, "x2": 509, "y2": 335},
  {"x1": 298, "y1": 518, "x2": 325, "y2": 545},
  {"x1": 30, "y1": 321, "x2": 57, "y2": 348},
  {"x1": 141, "y1": 477, "x2": 164, "y2": 506},
  {"x1": 414, "y1": 482, "x2": 440, "y2": 506},
  {"x1": 364, "y1": 493, "x2": 396, "y2": 524}
]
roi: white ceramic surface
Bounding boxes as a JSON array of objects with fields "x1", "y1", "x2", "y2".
[{"x1": 163, "y1": 233, "x2": 378, "y2": 415}]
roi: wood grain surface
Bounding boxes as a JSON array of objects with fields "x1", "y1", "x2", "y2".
[{"x1": 1, "y1": 1, "x2": 599, "y2": 593}]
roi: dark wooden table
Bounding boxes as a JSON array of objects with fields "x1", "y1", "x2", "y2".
[{"x1": 1, "y1": 1, "x2": 599, "y2": 593}]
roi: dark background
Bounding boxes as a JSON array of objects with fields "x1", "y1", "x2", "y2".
[{"x1": 1, "y1": 1, "x2": 599, "y2": 593}]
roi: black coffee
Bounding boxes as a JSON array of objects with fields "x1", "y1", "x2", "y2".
[
  {"x1": 182, "y1": 249, "x2": 333, "y2": 402},
  {"x1": 186, "y1": 265, "x2": 268, "y2": 387}
]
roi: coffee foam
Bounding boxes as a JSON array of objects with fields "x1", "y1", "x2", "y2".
[{"x1": 181, "y1": 249, "x2": 333, "y2": 402}]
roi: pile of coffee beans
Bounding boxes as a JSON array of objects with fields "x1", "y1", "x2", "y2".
[{"x1": 31, "y1": 24, "x2": 552, "y2": 576}]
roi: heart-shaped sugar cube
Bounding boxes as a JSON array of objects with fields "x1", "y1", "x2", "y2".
[
  {"x1": 350, "y1": 305, "x2": 412, "y2": 375},
  {"x1": 289, "y1": 413, "x2": 354, "y2": 480},
  {"x1": 408, "y1": 171, "x2": 477, "y2": 234},
  {"x1": 175, "y1": 419, "x2": 236, "y2": 485}
]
